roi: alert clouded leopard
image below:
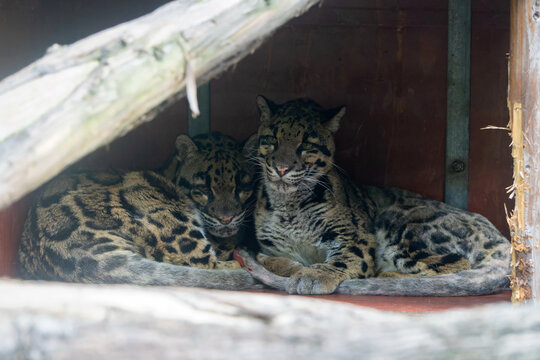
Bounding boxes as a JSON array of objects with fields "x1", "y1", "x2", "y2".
[
  {"x1": 236, "y1": 96, "x2": 510, "y2": 296},
  {"x1": 19, "y1": 132, "x2": 258, "y2": 289}
]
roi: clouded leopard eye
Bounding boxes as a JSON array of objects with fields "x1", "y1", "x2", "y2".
[
  {"x1": 300, "y1": 142, "x2": 320, "y2": 154},
  {"x1": 259, "y1": 135, "x2": 277, "y2": 155},
  {"x1": 190, "y1": 188, "x2": 208, "y2": 205},
  {"x1": 298, "y1": 142, "x2": 320, "y2": 159},
  {"x1": 238, "y1": 189, "x2": 253, "y2": 202},
  {"x1": 236, "y1": 171, "x2": 253, "y2": 202}
]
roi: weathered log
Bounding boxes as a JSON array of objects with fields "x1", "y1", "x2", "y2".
[
  {"x1": 0, "y1": 0, "x2": 320, "y2": 209},
  {"x1": 507, "y1": 0, "x2": 540, "y2": 303},
  {"x1": 0, "y1": 279, "x2": 538, "y2": 360}
]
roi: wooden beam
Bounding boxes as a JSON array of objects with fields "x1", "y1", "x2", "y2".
[
  {"x1": 0, "y1": 0, "x2": 321, "y2": 210},
  {"x1": 0, "y1": 280, "x2": 539, "y2": 358},
  {"x1": 444, "y1": 0, "x2": 471, "y2": 210},
  {"x1": 508, "y1": 0, "x2": 540, "y2": 304}
]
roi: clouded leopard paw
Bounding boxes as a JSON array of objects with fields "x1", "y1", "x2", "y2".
[{"x1": 286, "y1": 267, "x2": 342, "y2": 295}]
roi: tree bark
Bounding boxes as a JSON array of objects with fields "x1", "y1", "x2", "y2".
[
  {"x1": 507, "y1": 0, "x2": 540, "y2": 303},
  {"x1": 0, "y1": 279, "x2": 538, "y2": 360},
  {"x1": 0, "y1": 0, "x2": 320, "y2": 209}
]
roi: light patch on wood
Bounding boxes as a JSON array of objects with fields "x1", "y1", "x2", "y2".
[
  {"x1": 507, "y1": 102, "x2": 532, "y2": 303},
  {"x1": 186, "y1": 62, "x2": 200, "y2": 118},
  {"x1": 507, "y1": 0, "x2": 540, "y2": 304},
  {"x1": 0, "y1": 62, "x2": 98, "y2": 142}
]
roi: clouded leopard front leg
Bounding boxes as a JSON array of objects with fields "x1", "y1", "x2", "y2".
[
  {"x1": 257, "y1": 253, "x2": 304, "y2": 277},
  {"x1": 286, "y1": 233, "x2": 378, "y2": 295}
]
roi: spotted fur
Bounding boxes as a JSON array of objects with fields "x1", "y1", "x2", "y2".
[
  {"x1": 248, "y1": 96, "x2": 510, "y2": 296},
  {"x1": 162, "y1": 132, "x2": 258, "y2": 259},
  {"x1": 19, "y1": 133, "x2": 258, "y2": 289}
]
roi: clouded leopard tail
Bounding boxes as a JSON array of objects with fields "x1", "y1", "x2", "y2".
[
  {"x1": 234, "y1": 250, "x2": 510, "y2": 296},
  {"x1": 21, "y1": 251, "x2": 259, "y2": 290},
  {"x1": 336, "y1": 266, "x2": 510, "y2": 297},
  {"x1": 338, "y1": 239, "x2": 512, "y2": 296},
  {"x1": 120, "y1": 253, "x2": 260, "y2": 289}
]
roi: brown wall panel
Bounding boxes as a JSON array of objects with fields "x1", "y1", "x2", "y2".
[
  {"x1": 212, "y1": 1, "x2": 449, "y2": 200},
  {"x1": 0, "y1": 197, "x2": 31, "y2": 276},
  {"x1": 212, "y1": 0, "x2": 510, "y2": 237},
  {"x1": 469, "y1": 0, "x2": 512, "y2": 237},
  {"x1": 77, "y1": 103, "x2": 188, "y2": 171}
]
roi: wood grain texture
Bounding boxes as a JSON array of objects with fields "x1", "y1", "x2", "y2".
[
  {"x1": 507, "y1": 0, "x2": 540, "y2": 303},
  {"x1": 468, "y1": 0, "x2": 513, "y2": 242},
  {"x1": 0, "y1": 280, "x2": 536, "y2": 360}
]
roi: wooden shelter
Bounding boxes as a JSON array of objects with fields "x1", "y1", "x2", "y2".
[{"x1": 0, "y1": 0, "x2": 539, "y2": 356}]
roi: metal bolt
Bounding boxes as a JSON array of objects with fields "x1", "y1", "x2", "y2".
[{"x1": 451, "y1": 160, "x2": 465, "y2": 173}]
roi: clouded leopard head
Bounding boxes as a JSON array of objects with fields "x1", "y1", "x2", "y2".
[
  {"x1": 173, "y1": 132, "x2": 255, "y2": 238},
  {"x1": 249, "y1": 96, "x2": 345, "y2": 195}
]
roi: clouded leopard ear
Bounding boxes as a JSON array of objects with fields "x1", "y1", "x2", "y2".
[
  {"x1": 243, "y1": 133, "x2": 259, "y2": 158},
  {"x1": 175, "y1": 134, "x2": 199, "y2": 162},
  {"x1": 256, "y1": 95, "x2": 276, "y2": 122},
  {"x1": 322, "y1": 105, "x2": 346, "y2": 134}
]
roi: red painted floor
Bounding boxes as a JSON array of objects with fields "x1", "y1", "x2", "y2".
[{"x1": 246, "y1": 290, "x2": 512, "y2": 312}]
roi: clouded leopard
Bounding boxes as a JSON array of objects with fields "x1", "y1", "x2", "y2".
[
  {"x1": 19, "y1": 132, "x2": 258, "y2": 289},
  {"x1": 236, "y1": 96, "x2": 510, "y2": 296}
]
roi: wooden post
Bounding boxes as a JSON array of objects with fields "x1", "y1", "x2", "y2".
[
  {"x1": 0, "y1": 0, "x2": 320, "y2": 210},
  {"x1": 508, "y1": 0, "x2": 540, "y2": 304}
]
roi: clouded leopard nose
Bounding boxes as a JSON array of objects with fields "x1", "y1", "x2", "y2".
[
  {"x1": 218, "y1": 215, "x2": 234, "y2": 225},
  {"x1": 276, "y1": 165, "x2": 290, "y2": 176}
]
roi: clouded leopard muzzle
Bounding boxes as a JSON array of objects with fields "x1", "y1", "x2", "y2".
[{"x1": 202, "y1": 211, "x2": 246, "y2": 237}]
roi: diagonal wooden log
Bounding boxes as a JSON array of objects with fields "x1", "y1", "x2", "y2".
[
  {"x1": 0, "y1": 0, "x2": 320, "y2": 209},
  {"x1": 0, "y1": 279, "x2": 539, "y2": 359}
]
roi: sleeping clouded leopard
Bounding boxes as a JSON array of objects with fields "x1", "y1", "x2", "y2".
[
  {"x1": 19, "y1": 132, "x2": 258, "y2": 289},
  {"x1": 235, "y1": 96, "x2": 510, "y2": 296}
]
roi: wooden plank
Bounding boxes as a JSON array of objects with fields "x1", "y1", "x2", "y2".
[
  {"x1": 508, "y1": 0, "x2": 540, "y2": 304},
  {"x1": 468, "y1": 1, "x2": 512, "y2": 239},
  {"x1": 0, "y1": 280, "x2": 538, "y2": 359},
  {"x1": 188, "y1": 83, "x2": 210, "y2": 136},
  {"x1": 0, "y1": 0, "x2": 321, "y2": 210},
  {"x1": 444, "y1": 0, "x2": 471, "y2": 209}
]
